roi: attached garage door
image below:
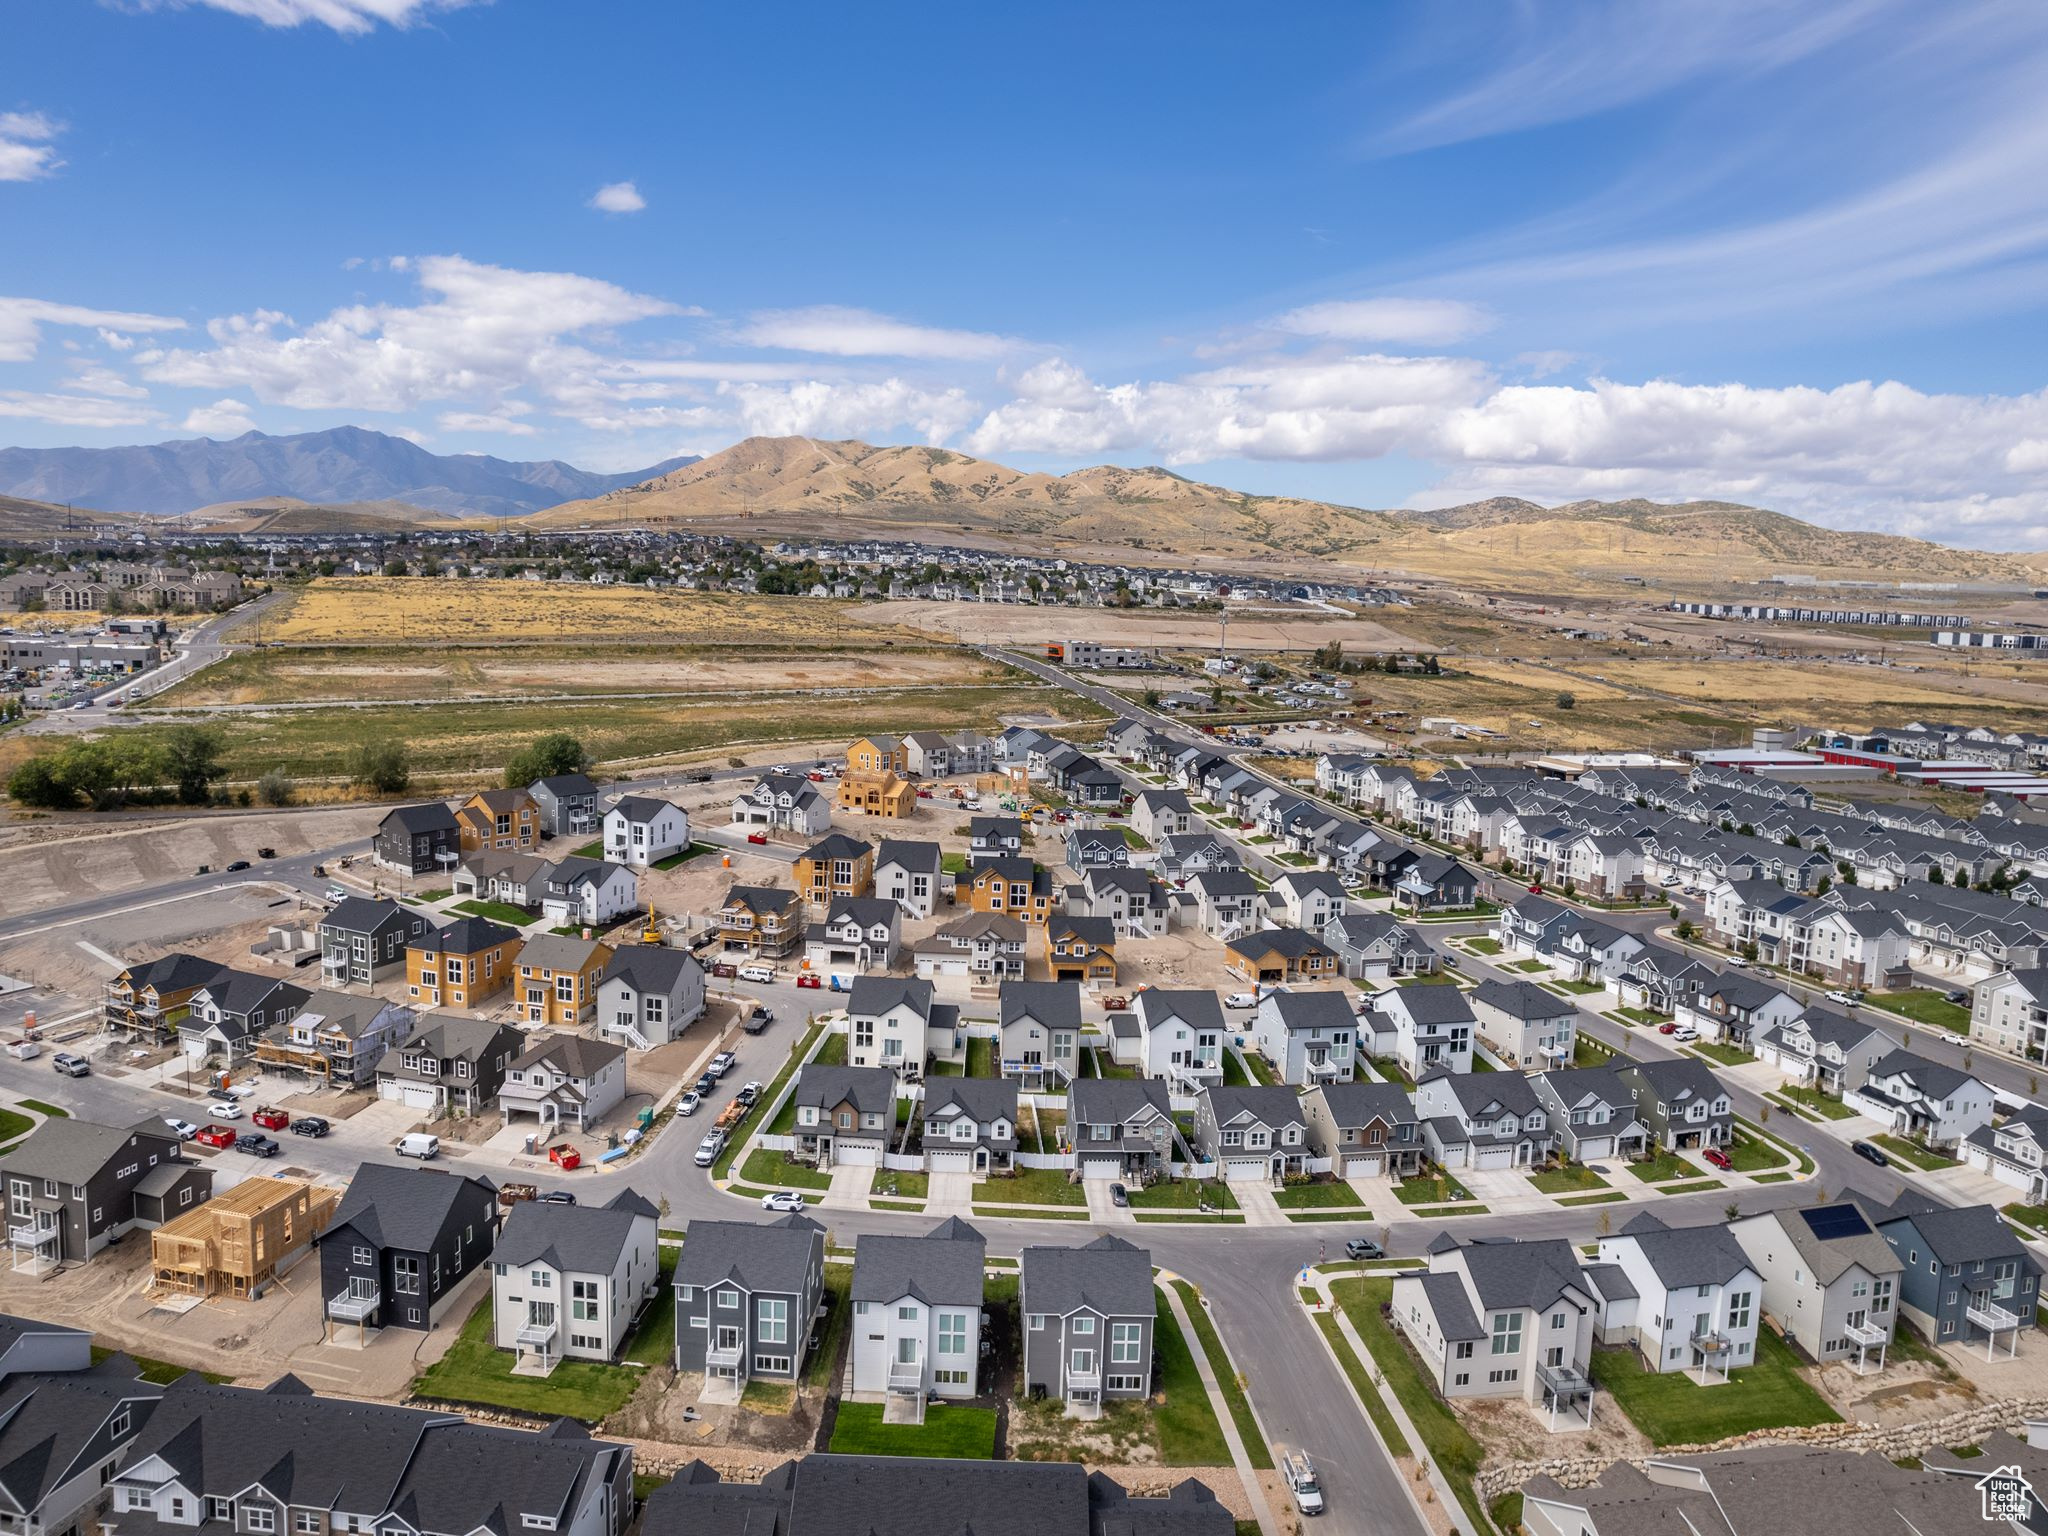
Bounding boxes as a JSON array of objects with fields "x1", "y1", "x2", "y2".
[
  {"x1": 1577, "y1": 1136, "x2": 1615, "y2": 1161},
  {"x1": 926, "y1": 1150, "x2": 974, "y2": 1172},
  {"x1": 1081, "y1": 1157, "x2": 1123, "y2": 1181},
  {"x1": 1223, "y1": 1158, "x2": 1268, "y2": 1183},
  {"x1": 380, "y1": 1081, "x2": 439, "y2": 1112},
  {"x1": 831, "y1": 1141, "x2": 882, "y2": 1166},
  {"x1": 1472, "y1": 1145, "x2": 1516, "y2": 1171},
  {"x1": 1342, "y1": 1153, "x2": 1382, "y2": 1178}
]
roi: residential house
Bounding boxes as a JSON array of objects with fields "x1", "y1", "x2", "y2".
[
  {"x1": 1560, "y1": 831, "x2": 1647, "y2": 900},
  {"x1": 874, "y1": 839, "x2": 944, "y2": 919},
  {"x1": 913, "y1": 911, "x2": 1028, "y2": 983},
  {"x1": 319, "y1": 897, "x2": 432, "y2": 987},
  {"x1": 1020, "y1": 1236, "x2": 1154, "y2": 1412},
  {"x1": 1394, "y1": 853, "x2": 1481, "y2": 913},
  {"x1": 450, "y1": 848, "x2": 549, "y2": 910},
  {"x1": 528, "y1": 772, "x2": 600, "y2": 838},
  {"x1": 148, "y1": 1175, "x2": 337, "y2": 1302},
  {"x1": 804, "y1": 896, "x2": 903, "y2": 975},
  {"x1": 1068, "y1": 1079, "x2": 1177, "y2": 1182},
  {"x1": 2, "y1": 1118, "x2": 212, "y2": 1273},
  {"x1": 373, "y1": 1014, "x2": 524, "y2": 1117},
  {"x1": 1328, "y1": 910, "x2": 1436, "y2": 981},
  {"x1": 922, "y1": 1078, "x2": 1019, "y2": 1174},
  {"x1": 970, "y1": 858, "x2": 1056, "y2": 926},
  {"x1": 373, "y1": 802, "x2": 461, "y2": 876},
  {"x1": 1133, "y1": 989, "x2": 1227, "y2": 1093},
  {"x1": 1970, "y1": 968, "x2": 2048, "y2": 1061},
  {"x1": 791, "y1": 1065, "x2": 898, "y2": 1166},
  {"x1": 1390, "y1": 1235, "x2": 1599, "y2": 1423},
  {"x1": 1803, "y1": 907, "x2": 1915, "y2": 990},
  {"x1": 732, "y1": 772, "x2": 833, "y2": 836},
  {"x1": 1471, "y1": 979, "x2": 1577, "y2": 1071},
  {"x1": 1303, "y1": 1079, "x2": 1423, "y2": 1178},
  {"x1": 845, "y1": 976, "x2": 960, "y2": 1075},
  {"x1": 837, "y1": 755, "x2": 917, "y2": 817},
  {"x1": 1222, "y1": 927, "x2": 1338, "y2": 984},
  {"x1": 1729, "y1": 1203, "x2": 1903, "y2": 1370},
  {"x1": 1846, "y1": 1050, "x2": 1994, "y2": 1150},
  {"x1": 1251, "y1": 989, "x2": 1357, "y2": 1085},
  {"x1": 255, "y1": 990, "x2": 413, "y2": 1088},
  {"x1": 674, "y1": 1214, "x2": 826, "y2": 1390},
  {"x1": 499, "y1": 1034, "x2": 628, "y2": 1133},
  {"x1": 1414, "y1": 1070, "x2": 1558, "y2": 1170},
  {"x1": 1130, "y1": 788, "x2": 1194, "y2": 842},
  {"x1": 1271, "y1": 870, "x2": 1351, "y2": 935},
  {"x1": 596, "y1": 945, "x2": 707, "y2": 1049},
  {"x1": 1374, "y1": 983, "x2": 1477, "y2": 1078},
  {"x1": 1063, "y1": 828, "x2": 1131, "y2": 872},
  {"x1": 456, "y1": 788, "x2": 541, "y2": 855},
  {"x1": 318, "y1": 1161, "x2": 500, "y2": 1336},
  {"x1": 1154, "y1": 832, "x2": 1241, "y2": 883},
  {"x1": 514, "y1": 934, "x2": 614, "y2": 1029},
  {"x1": 1877, "y1": 1201, "x2": 2041, "y2": 1355},
  {"x1": 1045, "y1": 915, "x2": 1118, "y2": 987},
  {"x1": 1961, "y1": 1102, "x2": 2048, "y2": 1204},
  {"x1": 0, "y1": 1344, "x2": 162, "y2": 1536},
  {"x1": 1754, "y1": 1009, "x2": 1896, "y2": 1094},
  {"x1": 101, "y1": 952, "x2": 229, "y2": 1043},
  {"x1": 999, "y1": 981, "x2": 1082, "y2": 1090},
  {"x1": 796, "y1": 834, "x2": 877, "y2": 913},
  {"x1": 1596, "y1": 1212, "x2": 1763, "y2": 1377},
  {"x1": 1068, "y1": 866, "x2": 1170, "y2": 937},
  {"x1": 179, "y1": 971, "x2": 310, "y2": 1065},
  {"x1": 718, "y1": 885, "x2": 805, "y2": 957},
  {"x1": 1190, "y1": 869, "x2": 1261, "y2": 941},
  {"x1": 404, "y1": 916, "x2": 518, "y2": 1011},
  {"x1": 1673, "y1": 971, "x2": 1803, "y2": 1048},
  {"x1": 849, "y1": 1218, "x2": 986, "y2": 1408},
  {"x1": 538, "y1": 855, "x2": 639, "y2": 927},
  {"x1": 968, "y1": 816, "x2": 1025, "y2": 866},
  {"x1": 1615, "y1": 1058, "x2": 1733, "y2": 1150},
  {"x1": 603, "y1": 795, "x2": 691, "y2": 868},
  {"x1": 492, "y1": 1188, "x2": 659, "y2": 1373},
  {"x1": 846, "y1": 735, "x2": 908, "y2": 775},
  {"x1": 1194, "y1": 1085, "x2": 1310, "y2": 1183},
  {"x1": 1530, "y1": 1067, "x2": 1646, "y2": 1163}
]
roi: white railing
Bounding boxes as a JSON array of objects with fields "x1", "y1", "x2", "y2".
[
  {"x1": 328, "y1": 1287, "x2": 379, "y2": 1322},
  {"x1": 7, "y1": 1224, "x2": 55, "y2": 1248},
  {"x1": 1066, "y1": 1365, "x2": 1101, "y2": 1389},
  {"x1": 706, "y1": 1341, "x2": 743, "y2": 1368},
  {"x1": 1845, "y1": 1319, "x2": 1888, "y2": 1347},
  {"x1": 1967, "y1": 1295, "x2": 2021, "y2": 1332},
  {"x1": 516, "y1": 1316, "x2": 558, "y2": 1347},
  {"x1": 887, "y1": 1360, "x2": 925, "y2": 1392}
]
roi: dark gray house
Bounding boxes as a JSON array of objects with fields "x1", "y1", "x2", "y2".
[
  {"x1": 1068, "y1": 1078, "x2": 1177, "y2": 1182},
  {"x1": 921, "y1": 1078, "x2": 1020, "y2": 1174},
  {"x1": 1302, "y1": 1079, "x2": 1423, "y2": 1178},
  {"x1": 1021, "y1": 1235, "x2": 1155, "y2": 1413},
  {"x1": 1, "y1": 1117, "x2": 212, "y2": 1272},
  {"x1": 1616, "y1": 1057, "x2": 1733, "y2": 1151},
  {"x1": 674, "y1": 1213, "x2": 826, "y2": 1394},
  {"x1": 318, "y1": 1162, "x2": 499, "y2": 1338},
  {"x1": 791, "y1": 1065, "x2": 899, "y2": 1167},
  {"x1": 319, "y1": 896, "x2": 432, "y2": 987},
  {"x1": 373, "y1": 802, "x2": 461, "y2": 876},
  {"x1": 1530, "y1": 1065, "x2": 1647, "y2": 1162},
  {"x1": 530, "y1": 772, "x2": 601, "y2": 838},
  {"x1": 1877, "y1": 1201, "x2": 2041, "y2": 1356}
]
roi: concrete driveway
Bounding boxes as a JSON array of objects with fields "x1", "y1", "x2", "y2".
[
  {"x1": 926, "y1": 1168, "x2": 977, "y2": 1213},
  {"x1": 1231, "y1": 1181, "x2": 1287, "y2": 1227},
  {"x1": 1084, "y1": 1177, "x2": 1135, "y2": 1224},
  {"x1": 822, "y1": 1163, "x2": 875, "y2": 1208}
]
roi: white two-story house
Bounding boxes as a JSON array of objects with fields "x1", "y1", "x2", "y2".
[
  {"x1": 850, "y1": 1218, "x2": 986, "y2": 1418},
  {"x1": 1133, "y1": 989, "x2": 1227, "y2": 1093},
  {"x1": 844, "y1": 976, "x2": 959, "y2": 1075},
  {"x1": 603, "y1": 796, "x2": 690, "y2": 868},
  {"x1": 491, "y1": 1188, "x2": 660, "y2": 1374},
  {"x1": 1596, "y1": 1212, "x2": 1762, "y2": 1380}
]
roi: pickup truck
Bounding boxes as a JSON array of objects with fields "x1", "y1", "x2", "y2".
[{"x1": 1280, "y1": 1450, "x2": 1324, "y2": 1517}]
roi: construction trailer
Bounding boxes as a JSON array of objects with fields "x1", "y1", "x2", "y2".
[{"x1": 149, "y1": 1176, "x2": 340, "y2": 1300}]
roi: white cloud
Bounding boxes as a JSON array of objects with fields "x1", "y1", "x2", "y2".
[
  {"x1": 179, "y1": 398, "x2": 258, "y2": 435},
  {"x1": 438, "y1": 407, "x2": 537, "y2": 436},
  {"x1": 1269, "y1": 297, "x2": 1493, "y2": 346},
  {"x1": 588, "y1": 180, "x2": 646, "y2": 214},
  {"x1": 0, "y1": 111, "x2": 63, "y2": 182},
  {"x1": 143, "y1": 255, "x2": 680, "y2": 413},
  {"x1": 68, "y1": 365, "x2": 149, "y2": 399},
  {"x1": 736, "y1": 305, "x2": 1016, "y2": 361},
  {"x1": 720, "y1": 378, "x2": 980, "y2": 446},
  {"x1": 0, "y1": 297, "x2": 185, "y2": 363},
  {"x1": 0, "y1": 391, "x2": 160, "y2": 429},
  {"x1": 130, "y1": 0, "x2": 485, "y2": 35}
]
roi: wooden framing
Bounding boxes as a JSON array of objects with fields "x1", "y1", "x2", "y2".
[{"x1": 149, "y1": 1177, "x2": 340, "y2": 1300}]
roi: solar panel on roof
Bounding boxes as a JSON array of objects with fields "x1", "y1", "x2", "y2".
[{"x1": 1799, "y1": 1204, "x2": 1871, "y2": 1241}]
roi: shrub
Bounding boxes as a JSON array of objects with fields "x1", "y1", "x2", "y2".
[
  {"x1": 350, "y1": 739, "x2": 411, "y2": 794},
  {"x1": 257, "y1": 770, "x2": 294, "y2": 807}
]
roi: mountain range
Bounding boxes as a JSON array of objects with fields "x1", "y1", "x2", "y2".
[
  {"x1": 0, "y1": 426, "x2": 696, "y2": 520},
  {"x1": 0, "y1": 427, "x2": 2038, "y2": 590}
]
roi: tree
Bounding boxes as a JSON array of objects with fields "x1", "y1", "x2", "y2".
[
  {"x1": 503, "y1": 732, "x2": 590, "y2": 789},
  {"x1": 1555, "y1": 691, "x2": 1576, "y2": 710},
  {"x1": 6, "y1": 756, "x2": 72, "y2": 809},
  {"x1": 1142, "y1": 688, "x2": 1160, "y2": 707},
  {"x1": 159, "y1": 724, "x2": 228, "y2": 805},
  {"x1": 1676, "y1": 917, "x2": 1697, "y2": 941},
  {"x1": 382, "y1": 558, "x2": 408, "y2": 577},
  {"x1": 350, "y1": 739, "x2": 411, "y2": 794},
  {"x1": 257, "y1": 769, "x2": 294, "y2": 807}
]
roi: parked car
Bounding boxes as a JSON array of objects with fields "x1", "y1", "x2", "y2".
[
  {"x1": 193, "y1": 1124, "x2": 238, "y2": 1149},
  {"x1": 695, "y1": 1071, "x2": 718, "y2": 1094},
  {"x1": 738, "y1": 963, "x2": 776, "y2": 984},
  {"x1": 396, "y1": 1132, "x2": 440, "y2": 1160},
  {"x1": 251, "y1": 1106, "x2": 290, "y2": 1130},
  {"x1": 760, "y1": 1190, "x2": 807, "y2": 1213},
  {"x1": 694, "y1": 1129, "x2": 726, "y2": 1166},
  {"x1": 708, "y1": 1051, "x2": 737, "y2": 1078},
  {"x1": 1672, "y1": 1026, "x2": 1699, "y2": 1042},
  {"x1": 1827, "y1": 989, "x2": 1863, "y2": 1007},
  {"x1": 1109, "y1": 1182, "x2": 1129, "y2": 1208},
  {"x1": 225, "y1": 860, "x2": 251, "y2": 872},
  {"x1": 1657, "y1": 1022, "x2": 1678, "y2": 1035},
  {"x1": 1943, "y1": 988, "x2": 1968, "y2": 1003},
  {"x1": 745, "y1": 832, "x2": 769, "y2": 845},
  {"x1": 1702, "y1": 1146, "x2": 1733, "y2": 1171},
  {"x1": 538, "y1": 1190, "x2": 577, "y2": 1205},
  {"x1": 678, "y1": 1090, "x2": 702, "y2": 1116},
  {"x1": 50, "y1": 1052, "x2": 90, "y2": 1077},
  {"x1": 737, "y1": 1080, "x2": 762, "y2": 1107},
  {"x1": 235, "y1": 1133, "x2": 281, "y2": 1158},
  {"x1": 1345, "y1": 1237, "x2": 1384, "y2": 1260},
  {"x1": 163, "y1": 1117, "x2": 199, "y2": 1141},
  {"x1": 290, "y1": 1116, "x2": 330, "y2": 1138},
  {"x1": 206, "y1": 1099, "x2": 244, "y2": 1119},
  {"x1": 797, "y1": 973, "x2": 823, "y2": 989},
  {"x1": 1851, "y1": 1140, "x2": 1890, "y2": 1167},
  {"x1": 324, "y1": 885, "x2": 347, "y2": 902},
  {"x1": 743, "y1": 1005, "x2": 772, "y2": 1033},
  {"x1": 1223, "y1": 992, "x2": 1257, "y2": 1009}
]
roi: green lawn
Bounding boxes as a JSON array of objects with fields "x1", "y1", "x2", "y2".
[
  {"x1": 1658, "y1": 1179, "x2": 1722, "y2": 1195},
  {"x1": 451, "y1": 898, "x2": 535, "y2": 925},
  {"x1": 16, "y1": 1100, "x2": 69, "y2": 1120},
  {"x1": 875, "y1": 1169, "x2": 928, "y2": 1199},
  {"x1": 1152, "y1": 1290, "x2": 1233, "y2": 1464},
  {"x1": 621, "y1": 1253, "x2": 678, "y2": 1365},
  {"x1": 1465, "y1": 937, "x2": 1503, "y2": 955},
  {"x1": 1557, "y1": 1191, "x2": 1630, "y2": 1205},
  {"x1": 1613, "y1": 1006, "x2": 1668, "y2": 1026},
  {"x1": 1627, "y1": 1150, "x2": 1697, "y2": 1183},
  {"x1": 1331, "y1": 1278, "x2": 1487, "y2": 1532},
  {"x1": 1872, "y1": 1134, "x2": 1957, "y2": 1171},
  {"x1": 740, "y1": 1148, "x2": 832, "y2": 1190},
  {"x1": 827, "y1": 1401, "x2": 997, "y2": 1458},
  {"x1": 1529, "y1": 1164, "x2": 1609, "y2": 1193},
  {"x1": 1509, "y1": 959, "x2": 1549, "y2": 973},
  {"x1": 974, "y1": 1165, "x2": 1086, "y2": 1206},
  {"x1": 815, "y1": 1031, "x2": 847, "y2": 1066},
  {"x1": 1220, "y1": 1053, "x2": 1253, "y2": 1088},
  {"x1": 1776, "y1": 1084, "x2": 1856, "y2": 1120},
  {"x1": 2002, "y1": 1202, "x2": 2048, "y2": 1236},
  {"x1": 1554, "y1": 978, "x2": 1606, "y2": 994},
  {"x1": 1687, "y1": 1040, "x2": 1753, "y2": 1067},
  {"x1": 1724, "y1": 1129, "x2": 1789, "y2": 1173},
  {"x1": 1573, "y1": 1036, "x2": 1617, "y2": 1067},
  {"x1": 1865, "y1": 989, "x2": 1970, "y2": 1034},
  {"x1": 1128, "y1": 1179, "x2": 1238, "y2": 1210},
  {"x1": 804, "y1": 1264, "x2": 852, "y2": 1388},
  {"x1": 1170, "y1": 1281, "x2": 1273, "y2": 1469},
  {"x1": 1396, "y1": 1171, "x2": 1473, "y2": 1205},
  {"x1": 413, "y1": 1295, "x2": 641, "y2": 1421},
  {"x1": 91, "y1": 1344, "x2": 230, "y2": 1384},
  {"x1": 1241, "y1": 1051, "x2": 1279, "y2": 1086},
  {"x1": 965, "y1": 1035, "x2": 997, "y2": 1078},
  {"x1": 1590, "y1": 1331, "x2": 1841, "y2": 1446},
  {"x1": 0, "y1": 1109, "x2": 32, "y2": 1143},
  {"x1": 1274, "y1": 1180, "x2": 1365, "y2": 1209}
]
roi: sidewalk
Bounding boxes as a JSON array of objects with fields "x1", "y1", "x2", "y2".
[{"x1": 1161, "y1": 1280, "x2": 1280, "y2": 1536}]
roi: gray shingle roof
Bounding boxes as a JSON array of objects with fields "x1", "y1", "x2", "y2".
[
  {"x1": 1472, "y1": 978, "x2": 1576, "y2": 1021},
  {"x1": 509, "y1": 1032, "x2": 625, "y2": 1080},
  {"x1": 1021, "y1": 1235, "x2": 1153, "y2": 1319},
  {"x1": 1376, "y1": 983, "x2": 1477, "y2": 1025},
  {"x1": 675, "y1": 1214, "x2": 822, "y2": 1295},
  {"x1": 850, "y1": 1218, "x2": 984, "y2": 1306},
  {"x1": 793, "y1": 1065, "x2": 897, "y2": 1118},
  {"x1": 845, "y1": 975, "x2": 933, "y2": 1019},
  {"x1": 1616, "y1": 1213, "x2": 1756, "y2": 1288},
  {"x1": 1068, "y1": 1078, "x2": 1173, "y2": 1131},
  {"x1": 600, "y1": 944, "x2": 702, "y2": 995},
  {"x1": 326, "y1": 1162, "x2": 496, "y2": 1252},
  {"x1": 1001, "y1": 980, "x2": 1084, "y2": 1032},
  {"x1": 0, "y1": 1116, "x2": 177, "y2": 1185},
  {"x1": 1416, "y1": 1271, "x2": 1484, "y2": 1341},
  {"x1": 1882, "y1": 1203, "x2": 2030, "y2": 1265},
  {"x1": 497, "y1": 1187, "x2": 653, "y2": 1275},
  {"x1": 1266, "y1": 989, "x2": 1355, "y2": 1034},
  {"x1": 1201, "y1": 1084, "x2": 1306, "y2": 1131},
  {"x1": 922, "y1": 1077, "x2": 1019, "y2": 1128},
  {"x1": 1455, "y1": 1237, "x2": 1592, "y2": 1311},
  {"x1": 1310, "y1": 1080, "x2": 1415, "y2": 1129}
]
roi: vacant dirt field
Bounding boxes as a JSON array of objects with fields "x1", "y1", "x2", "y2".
[
  {"x1": 247, "y1": 579, "x2": 932, "y2": 647},
  {"x1": 855, "y1": 598, "x2": 1423, "y2": 653},
  {"x1": 1600, "y1": 657, "x2": 2048, "y2": 718}
]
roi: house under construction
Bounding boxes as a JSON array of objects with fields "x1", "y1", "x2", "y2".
[{"x1": 149, "y1": 1176, "x2": 340, "y2": 1300}]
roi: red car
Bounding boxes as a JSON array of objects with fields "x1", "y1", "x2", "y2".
[
  {"x1": 1657, "y1": 1022, "x2": 1679, "y2": 1035},
  {"x1": 251, "y1": 1106, "x2": 290, "y2": 1130},
  {"x1": 796, "y1": 974, "x2": 823, "y2": 989},
  {"x1": 745, "y1": 832, "x2": 769, "y2": 845},
  {"x1": 1702, "y1": 1147, "x2": 1734, "y2": 1171},
  {"x1": 1528, "y1": 883, "x2": 1543, "y2": 893},
  {"x1": 194, "y1": 1123, "x2": 238, "y2": 1149},
  {"x1": 916, "y1": 787, "x2": 934, "y2": 798},
  {"x1": 807, "y1": 771, "x2": 824, "y2": 781}
]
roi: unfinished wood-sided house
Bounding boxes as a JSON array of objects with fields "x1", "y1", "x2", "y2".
[{"x1": 149, "y1": 1176, "x2": 340, "y2": 1299}]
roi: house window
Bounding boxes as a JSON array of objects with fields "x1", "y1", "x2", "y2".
[
  {"x1": 898, "y1": 1304, "x2": 919, "y2": 1321},
  {"x1": 531, "y1": 1269, "x2": 553, "y2": 1289},
  {"x1": 938, "y1": 1314, "x2": 967, "y2": 1356},
  {"x1": 1111, "y1": 1323, "x2": 1142, "y2": 1364},
  {"x1": 393, "y1": 1256, "x2": 421, "y2": 1295},
  {"x1": 760, "y1": 1298, "x2": 789, "y2": 1344},
  {"x1": 1454, "y1": 1341, "x2": 1474, "y2": 1360},
  {"x1": 1028, "y1": 1314, "x2": 1045, "y2": 1330},
  {"x1": 1728, "y1": 1291, "x2": 1753, "y2": 1330},
  {"x1": 1490, "y1": 1313, "x2": 1522, "y2": 1356},
  {"x1": 719, "y1": 1289, "x2": 740, "y2": 1310},
  {"x1": 353, "y1": 1245, "x2": 373, "y2": 1267},
  {"x1": 1072, "y1": 1316, "x2": 1095, "y2": 1335},
  {"x1": 572, "y1": 1278, "x2": 599, "y2": 1322},
  {"x1": 110, "y1": 1407, "x2": 130, "y2": 1438},
  {"x1": 208, "y1": 1499, "x2": 235, "y2": 1523},
  {"x1": 753, "y1": 1354, "x2": 793, "y2": 1375},
  {"x1": 248, "y1": 1508, "x2": 278, "y2": 1533}
]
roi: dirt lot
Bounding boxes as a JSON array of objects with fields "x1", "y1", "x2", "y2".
[
  {"x1": 857, "y1": 599, "x2": 1422, "y2": 654},
  {"x1": 1810, "y1": 1355, "x2": 1977, "y2": 1426},
  {"x1": 1460, "y1": 1390, "x2": 1653, "y2": 1468}
]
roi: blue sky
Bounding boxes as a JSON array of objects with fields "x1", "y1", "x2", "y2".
[{"x1": 6, "y1": 0, "x2": 2048, "y2": 547}]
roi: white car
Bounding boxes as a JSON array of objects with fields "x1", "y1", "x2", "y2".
[
  {"x1": 206, "y1": 1099, "x2": 245, "y2": 1119},
  {"x1": 163, "y1": 1117, "x2": 199, "y2": 1140},
  {"x1": 737, "y1": 964, "x2": 776, "y2": 984},
  {"x1": 677, "y1": 1090, "x2": 702, "y2": 1116},
  {"x1": 1672, "y1": 1026, "x2": 1700, "y2": 1042},
  {"x1": 1223, "y1": 992, "x2": 1258, "y2": 1010},
  {"x1": 760, "y1": 1190, "x2": 807, "y2": 1213},
  {"x1": 694, "y1": 1129, "x2": 726, "y2": 1166},
  {"x1": 1825, "y1": 989, "x2": 1859, "y2": 1007}
]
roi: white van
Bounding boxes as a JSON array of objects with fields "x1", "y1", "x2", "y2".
[{"x1": 396, "y1": 1133, "x2": 440, "y2": 1160}]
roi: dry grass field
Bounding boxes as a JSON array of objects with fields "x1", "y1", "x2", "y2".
[
  {"x1": 857, "y1": 598, "x2": 1422, "y2": 652},
  {"x1": 242, "y1": 578, "x2": 930, "y2": 648}
]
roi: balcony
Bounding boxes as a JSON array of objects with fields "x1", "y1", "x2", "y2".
[
  {"x1": 516, "y1": 1315, "x2": 559, "y2": 1348},
  {"x1": 7, "y1": 1223, "x2": 56, "y2": 1249},
  {"x1": 1066, "y1": 1363, "x2": 1101, "y2": 1390},
  {"x1": 706, "y1": 1341, "x2": 744, "y2": 1369},
  {"x1": 1845, "y1": 1319, "x2": 1888, "y2": 1348},
  {"x1": 328, "y1": 1287, "x2": 379, "y2": 1322},
  {"x1": 887, "y1": 1359, "x2": 926, "y2": 1393},
  {"x1": 1537, "y1": 1359, "x2": 1591, "y2": 1400},
  {"x1": 1966, "y1": 1294, "x2": 2021, "y2": 1333}
]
